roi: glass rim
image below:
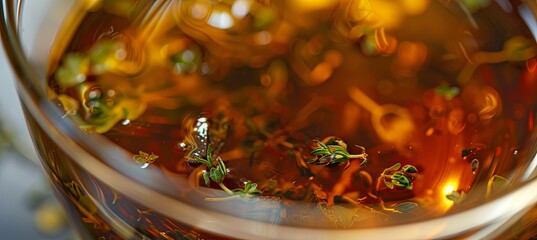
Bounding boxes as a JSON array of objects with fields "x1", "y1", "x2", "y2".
[{"x1": 2, "y1": 0, "x2": 537, "y2": 238}]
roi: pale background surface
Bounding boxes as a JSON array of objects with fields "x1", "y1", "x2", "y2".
[{"x1": 1, "y1": 32, "x2": 75, "y2": 240}]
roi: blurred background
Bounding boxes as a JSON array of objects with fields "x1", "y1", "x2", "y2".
[{"x1": 1, "y1": 33, "x2": 75, "y2": 239}]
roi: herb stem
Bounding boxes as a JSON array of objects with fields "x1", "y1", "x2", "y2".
[
  {"x1": 218, "y1": 182, "x2": 234, "y2": 195},
  {"x1": 340, "y1": 195, "x2": 388, "y2": 216},
  {"x1": 205, "y1": 195, "x2": 241, "y2": 201},
  {"x1": 247, "y1": 119, "x2": 295, "y2": 149},
  {"x1": 260, "y1": 129, "x2": 295, "y2": 149},
  {"x1": 348, "y1": 154, "x2": 367, "y2": 159}
]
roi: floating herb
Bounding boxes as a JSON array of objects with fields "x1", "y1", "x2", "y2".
[
  {"x1": 435, "y1": 85, "x2": 460, "y2": 101},
  {"x1": 53, "y1": 39, "x2": 151, "y2": 133},
  {"x1": 393, "y1": 202, "x2": 419, "y2": 213},
  {"x1": 56, "y1": 94, "x2": 80, "y2": 116},
  {"x1": 402, "y1": 164, "x2": 418, "y2": 173},
  {"x1": 55, "y1": 40, "x2": 131, "y2": 89},
  {"x1": 446, "y1": 190, "x2": 467, "y2": 203},
  {"x1": 470, "y1": 159, "x2": 479, "y2": 174},
  {"x1": 75, "y1": 96, "x2": 147, "y2": 134},
  {"x1": 232, "y1": 181, "x2": 262, "y2": 198},
  {"x1": 309, "y1": 137, "x2": 368, "y2": 168},
  {"x1": 462, "y1": 148, "x2": 477, "y2": 158},
  {"x1": 196, "y1": 145, "x2": 261, "y2": 200},
  {"x1": 87, "y1": 40, "x2": 127, "y2": 74},
  {"x1": 380, "y1": 163, "x2": 418, "y2": 190},
  {"x1": 195, "y1": 144, "x2": 224, "y2": 185},
  {"x1": 133, "y1": 151, "x2": 159, "y2": 168},
  {"x1": 206, "y1": 156, "x2": 227, "y2": 186},
  {"x1": 54, "y1": 53, "x2": 90, "y2": 90}
]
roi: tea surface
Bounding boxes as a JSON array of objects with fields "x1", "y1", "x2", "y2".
[{"x1": 45, "y1": 0, "x2": 537, "y2": 238}]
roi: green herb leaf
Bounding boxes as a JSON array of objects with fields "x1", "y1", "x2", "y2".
[
  {"x1": 88, "y1": 40, "x2": 125, "y2": 74},
  {"x1": 310, "y1": 139, "x2": 367, "y2": 167},
  {"x1": 133, "y1": 151, "x2": 158, "y2": 168},
  {"x1": 402, "y1": 165, "x2": 418, "y2": 174},
  {"x1": 148, "y1": 153, "x2": 159, "y2": 161},
  {"x1": 470, "y1": 159, "x2": 479, "y2": 173},
  {"x1": 76, "y1": 95, "x2": 147, "y2": 134},
  {"x1": 202, "y1": 171, "x2": 210, "y2": 186},
  {"x1": 435, "y1": 86, "x2": 460, "y2": 101},
  {"x1": 233, "y1": 181, "x2": 262, "y2": 197},
  {"x1": 216, "y1": 157, "x2": 227, "y2": 177},
  {"x1": 209, "y1": 168, "x2": 222, "y2": 183},
  {"x1": 206, "y1": 143, "x2": 214, "y2": 160},
  {"x1": 56, "y1": 94, "x2": 80, "y2": 116},
  {"x1": 311, "y1": 147, "x2": 330, "y2": 156},
  {"x1": 394, "y1": 202, "x2": 419, "y2": 213},
  {"x1": 446, "y1": 190, "x2": 467, "y2": 203},
  {"x1": 55, "y1": 53, "x2": 90, "y2": 89},
  {"x1": 385, "y1": 163, "x2": 401, "y2": 173},
  {"x1": 195, "y1": 156, "x2": 210, "y2": 168},
  {"x1": 391, "y1": 172, "x2": 412, "y2": 189},
  {"x1": 195, "y1": 145, "x2": 261, "y2": 199},
  {"x1": 383, "y1": 179, "x2": 395, "y2": 189},
  {"x1": 381, "y1": 164, "x2": 418, "y2": 190}
]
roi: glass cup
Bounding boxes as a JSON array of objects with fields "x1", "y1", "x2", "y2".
[{"x1": 3, "y1": 0, "x2": 537, "y2": 239}]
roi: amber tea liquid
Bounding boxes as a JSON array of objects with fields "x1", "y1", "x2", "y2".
[{"x1": 33, "y1": 0, "x2": 537, "y2": 239}]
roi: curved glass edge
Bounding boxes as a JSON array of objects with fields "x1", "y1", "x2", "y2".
[{"x1": 3, "y1": 0, "x2": 537, "y2": 239}]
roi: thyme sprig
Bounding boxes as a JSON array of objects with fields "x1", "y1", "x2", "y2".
[
  {"x1": 196, "y1": 145, "x2": 261, "y2": 200},
  {"x1": 309, "y1": 137, "x2": 368, "y2": 168},
  {"x1": 379, "y1": 163, "x2": 418, "y2": 190},
  {"x1": 232, "y1": 180, "x2": 262, "y2": 198},
  {"x1": 133, "y1": 151, "x2": 159, "y2": 168},
  {"x1": 53, "y1": 40, "x2": 148, "y2": 134}
]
